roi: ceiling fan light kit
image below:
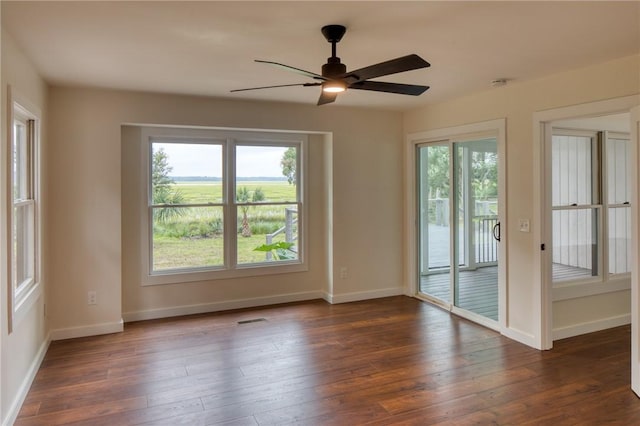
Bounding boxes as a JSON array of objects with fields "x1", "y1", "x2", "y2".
[
  {"x1": 232, "y1": 24, "x2": 431, "y2": 105},
  {"x1": 322, "y1": 80, "x2": 347, "y2": 93}
]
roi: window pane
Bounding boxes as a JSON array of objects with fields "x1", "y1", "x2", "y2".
[
  {"x1": 152, "y1": 206, "x2": 224, "y2": 271},
  {"x1": 13, "y1": 121, "x2": 28, "y2": 201},
  {"x1": 152, "y1": 142, "x2": 223, "y2": 204},
  {"x1": 13, "y1": 203, "x2": 35, "y2": 290},
  {"x1": 552, "y1": 135, "x2": 594, "y2": 206},
  {"x1": 607, "y1": 137, "x2": 630, "y2": 205},
  {"x1": 236, "y1": 145, "x2": 297, "y2": 202},
  {"x1": 552, "y1": 208, "x2": 599, "y2": 281},
  {"x1": 237, "y1": 204, "x2": 298, "y2": 264},
  {"x1": 609, "y1": 206, "x2": 631, "y2": 275}
]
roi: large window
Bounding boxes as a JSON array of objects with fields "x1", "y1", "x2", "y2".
[
  {"x1": 551, "y1": 129, "x2": 630, "y2": 284},
  {"x1": 8, "y1": 98, "x2": 40, "y2": 328},
  {"x1": 142, "y1": 128, "x2": 306, "y2": 284}
]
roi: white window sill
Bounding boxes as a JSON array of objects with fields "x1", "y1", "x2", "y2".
[
  {"x1": 12, "y1": 281, "x2": 42, "y2": 332},
  {"x1": 142, "y1": 261, "x2": 308, "y2": 286},
  {"x1": 552, "y1": 274, "x2": 630, "y2": 301}
]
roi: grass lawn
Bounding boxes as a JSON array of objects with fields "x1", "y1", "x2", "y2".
[
  {"x1": 152, "y1": 180, "x2": 298, "y2": 270},
  {"x1": 153, "y1": 232, "x2": 294, "y2": 270}
]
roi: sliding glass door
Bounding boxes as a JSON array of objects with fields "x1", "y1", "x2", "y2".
[{"x1": 418, "y1": 137, "x2": 500, "y2": 324}]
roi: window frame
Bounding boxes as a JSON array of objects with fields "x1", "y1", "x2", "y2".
[
  {"x1": 140, "y1": 126, "x2": 308, "y2": 286},
  {"x1": 551, "y1": 129, "x2": 602, "y2": 285},
  {"x1": 7, "y1": 87, "x2": 42, "y2": 332},
  {"x1": 550, "y1": 127, "x2": 631, "y2": 300},
  {"x1": 603, "y1": 131, "x2": 631, "y2": 277}
]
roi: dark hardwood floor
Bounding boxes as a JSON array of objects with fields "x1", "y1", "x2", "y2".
[{"x1": 16, "y1": 296, "x2": 639, "y2": 425}]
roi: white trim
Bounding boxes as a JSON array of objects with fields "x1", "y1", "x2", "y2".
[
  {"x1": 553, "y1": 313, "x2": 631, "y2": 341},
  {"x1": 324, "y1": 287, "x2": 404, "y2": 304},
  {"x1": 11, "y1": 281, "x2": 42, "y2": 327},
  {"x1": 630, "y1": 104, "x2": 640, "y2": 396},
  {"x1": 533, "y1": 94, "x2": 639, "y2": 351},
  {"x1": 501, "y1": 327, "x2": 539, "y2": 349},
  {"x1": 50, "y1": 319, "x2": 124, "y2": 341},
  {"x1": 123, "y1": 291, "x2": 323, "y2": 322},
  {"x1": 6, "y1": 86, "x2": 43, "y2": 334},
  {"x1": 139, "y1": 126, "x2": 310, "y2": 286},
  {"x1": 2, "y1": 332, "x2": 51, "y2": 426}
]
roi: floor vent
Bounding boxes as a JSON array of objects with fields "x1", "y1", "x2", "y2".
[{"x1": 237, "y1": 318, "x2": 267, "y2": 325}]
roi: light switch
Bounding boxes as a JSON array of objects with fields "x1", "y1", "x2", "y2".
[{"x1": 519, "y1": 219, "x2": 530, "y2": 233}]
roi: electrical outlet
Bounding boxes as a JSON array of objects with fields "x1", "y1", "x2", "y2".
[
  {"x1": 88, "y1": 291, "x2": 97, "y2": 305},
  {"x1": 339, "y1": 267, "x2": 348, "y2": 279}
]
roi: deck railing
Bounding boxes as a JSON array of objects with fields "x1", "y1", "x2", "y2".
[
  {"x1": 264, "y1": 207, "x2": 298, "y2": 260},
  {"x1": 475, "y1": 216, "x2": 498, "y2": 264}
]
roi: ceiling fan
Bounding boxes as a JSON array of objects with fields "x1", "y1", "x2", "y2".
[{"x1": 231, "y1": 24, "x2": 431, "y2": 106}]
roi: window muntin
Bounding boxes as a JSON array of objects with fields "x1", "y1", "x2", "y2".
[{"x1": 144, "y1": 130, "x2": 306, "y2": 283}]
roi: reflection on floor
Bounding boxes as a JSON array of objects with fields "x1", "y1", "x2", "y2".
[{"x1": 420, "y1": 266, "x2": 498, "y2": 321}]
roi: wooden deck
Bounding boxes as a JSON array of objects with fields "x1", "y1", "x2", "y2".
[
  {"x1": 15, "y1": 297, "x2": 640, "y2": 425},
  {"x1": 553, "y1": 262, "x2": 593, "y2": 281},
  {"x1": 420, "y1": 266, "x2": 498, "y2": 321}
]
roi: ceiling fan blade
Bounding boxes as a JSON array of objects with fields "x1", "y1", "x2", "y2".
[
  {"x1": 343, "y1": 54, "x2": 430, "y2": 83},
  {"x1": 231, "y1": 82, "x2": 321, "y2": 93},
  {"x1": 255, "y1": 60, "x2": 327, "y2": 81},
  {"x1": 317, "y1": 91, "x2": 338, "y2": 105},
  {"x1": 349, "y1": 81, "x2": 429, "y2": 96}
]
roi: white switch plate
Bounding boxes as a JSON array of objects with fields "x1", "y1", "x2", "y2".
[{"x1": 519, "y1": 219, "x2": 530, "y2": 233}]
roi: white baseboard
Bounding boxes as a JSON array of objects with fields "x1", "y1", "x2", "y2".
[
  {"x1": 552, "y1": 313, "x2": 631, "y2": 341},
  {"x1": 122, "y1": 291, "x2": 324, "y2": 322},
  {"x1": 501, "y1": 326, "x2": 540, "y2": 349},
  {"x1": 50, "y1": 319, "x2": 124, "y2": 341},
  {"x1": 324, "y1": 287, "x2": 404, "y2": 304},
  {"x1": 3, "y1": 331, "x2": 51, "y2": 426}
]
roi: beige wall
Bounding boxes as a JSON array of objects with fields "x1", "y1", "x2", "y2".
[
  {"x1": 404, "y1": 54, "x2": 640, "y2": 343},
  {"x1": 47, "y1": 87, "x2": 404, "y2": 332},
  {"x1": 1, "y1": 29, "x2": 49, "y2": 424}
]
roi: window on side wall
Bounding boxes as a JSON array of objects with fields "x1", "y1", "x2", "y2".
[
  {"x1": 141, "y1": 127, "x2": 307, "y2": 285},
  {"x1": 8, "y1": 96, "x2": 41, "y2": 331}
]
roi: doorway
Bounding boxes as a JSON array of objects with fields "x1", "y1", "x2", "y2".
[{"x1": 533, "y1": 95, "x2": 638, "y2": 352}]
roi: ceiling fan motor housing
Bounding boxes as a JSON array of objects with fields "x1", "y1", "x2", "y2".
[{"x1": 322, "y1": 57, "x2": 347, "y2": 78}]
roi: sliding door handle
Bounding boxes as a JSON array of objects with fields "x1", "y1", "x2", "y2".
[{"x1": 492, "y1": 222, "x2": 501, "y2": 242}]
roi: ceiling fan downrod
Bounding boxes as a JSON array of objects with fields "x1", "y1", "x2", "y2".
[{"x1": 321, "y1": 25, "x2": 347, "y2": 77}]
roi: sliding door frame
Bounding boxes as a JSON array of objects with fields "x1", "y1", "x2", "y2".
[{"x1": 406, "y1": 118, "x2": 507, "y2": 331}]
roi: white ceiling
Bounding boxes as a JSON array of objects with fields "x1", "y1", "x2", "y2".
[{"x1": 2, "y1": 1, "x2": 639, "y2": 111}]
